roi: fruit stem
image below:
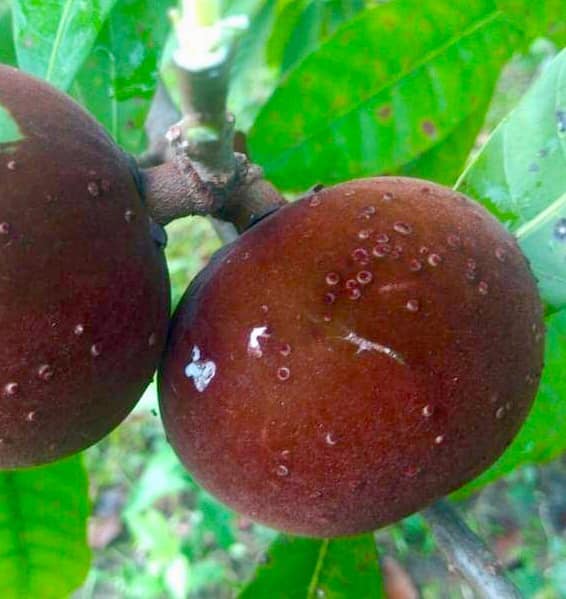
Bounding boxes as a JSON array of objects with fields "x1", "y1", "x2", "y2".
[
  {"x1": 423, "y1": 500, "x2": 521, "y2": 598},
  {"x1": 138, "y1": 1, "x2": 285, "y2": 232}
]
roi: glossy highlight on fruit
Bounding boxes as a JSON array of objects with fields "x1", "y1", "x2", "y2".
[
  {"x1": 0, "y1": 65, "x2": 170, "y2": 468},
  {"x1": 158, "y1": 177, "x2": 544, "y2": 537}
]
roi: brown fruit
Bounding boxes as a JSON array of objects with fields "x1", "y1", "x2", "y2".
[
  {"x1": 0, "y1": 65, "x2": 170, "y2": 468},
  {"x1": 158, "y1": 177, "x2": 544, "y2": 537}
]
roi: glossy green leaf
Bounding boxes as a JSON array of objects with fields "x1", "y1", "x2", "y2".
[
  {"x1": 239, "y1": 534, "x2": 384, "y2": 598},
  {"x1": 0, "y1": 456, "x2": 91, "y2": 598},
  {"x1": 496, "y1": 0, "x2": 566, "y2": 46},
  {"x1": 71, "y1": 0, "x2": 174, "y2": 153},
  {"x1": 456, "y1": 308, "x2": 566, "y2": 497},
  {"x1": 12, "y1": 0, "x2": 116, "y2": 90},
  {"x1": 457, "y1": 49, "x2": 566, "y2": 310},
  {"x1": 249, "y1": 0, "x2": 520, "y2": 191},
  {"x1": 267, "y1": 0, "x2": 366, "y2": 75},
  {"x1": 0, "y1": 3, "x2": 16, "y2": 66},
  {"x1": 229, "y1": 0, "x2": 279, "y2": 131}
]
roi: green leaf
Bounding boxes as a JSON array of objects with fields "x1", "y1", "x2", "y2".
[
  {"x1": 496, "y1": 0, "x2": 566, "y2": 46},
  {"x1": 0, "y1": 105, "x2": 24, "y2": 146},
  {"x1": 71, "y1": 0, "x2": 175, "y2": 153},
  {"x1": 239, "y1": 535, "x2": 384, "y2": 598},
  {"x1": 249, "y1": 0, "x2": 520, "y2": 191},
  {"x1": 455, "y1": 308, "x2": 566, "y2": 497},
  {"x1": 12, "y1": 0, "x2": 117, "y2": 91},
  {"x1": 0, "y1": 456, "x2": 91, "y2": 598},
  {"x1": 0, "y1": 3, "x2": 16, "y2": 66},
  {"x1": 229, "y1": 0, "x2": 280, "y2": 132},
  {"x1": 456, "y1": 49, "x2": 566, "y2": 310},
  {"x1": 267, "y1": 0, "x2": 366, "y2": 75}
]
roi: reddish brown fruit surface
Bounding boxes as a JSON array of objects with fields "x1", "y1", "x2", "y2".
[
  {"x1": 0, "y1": 66, "x2": 170, "y2": 468},
  {"x1": 158, "y1": 177, "x2": 544, "y2": 537}
]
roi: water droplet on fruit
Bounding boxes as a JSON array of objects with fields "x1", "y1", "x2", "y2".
[
  {"x1": 124, "y1": 210, "x2": 136, "y2": 223},
  {"x1": 356, "y1": 271, "x2": 373, "y2": 285},
  {"x1": 376, "y1": 233, "x2": 389, "y2": 244},
  {"x1": 325, "y1": 432, "x2": 337, "y2": 446},
  {"x1": 325, "y1": 272, "x2": 340, "y2": 286},
  {"x1": 554, "y1": 218, "x2": 566, "y2": 241},
  {"x1": 0, "y1": 222, "x2": 11, "y2": 235},
  {"x1": 276, "y1": 464, "x2": 289, "y2": 477},
  {"x1": 260, "y1": 305, "x2": 269, "y2": 313},
  {"x1": 90, "y1": 343, "x2": 102, "y2": 357},
  {"x1": 419, "y1": 246, "x2": 429, "y2": 255},
  {"x1": 406, "y1": 299, "x2": 420, "y2": 312},
  {"x1": 428, "y1": 253, "x2": 442, "y2": 267},
  {"x1": 26, "y1": 410, "x2": 36, "y2": 422},
  {"x1": 323, "y1": 292, "x2": 336, "y2": 304},
  {"x1": 382, "y1": 192, "x2": 393, "y2": 201},
  {"x1": 422, "y1": 404, "x2": 433, "y2": 417},
  {"x1": 352, "y1": 248, "x2": 369, "y2": 264},
  {"x1": 148, "y1": 333, "x2": 157, "y2": 347},
  {"x1": 434, "y1": 435, "x2": 445, "y2": 445},
  {"x1": 74, "y1": 324, "x2": 84, "y2": 336},
  {"x1": 359, "y1": 205, "x2": 376, "y2": 219},
  {"x1": 348, "y1": 288, "x2": 362, "y2": 300},
  {"x1": 6, "y1": 159, "x2": 17, "y2": 171},
  {"x1": 409, "y1": 258, "x2": 423, "y2": 272},
  {"x1": 358, "y1": 229, "x2": 371, "y2": 240},
  {"x1": 495, "y1": 406, "x2": 505, "y2": 419},
  {"x1": 3, "y1": 382, "x2": 19, "y2": 397},
  {"x1": 372, "y1": 244, "x2": 391, "y2": 258},
  {"x1": 280, "y1": 343, "x2": 292, "y2": 357},
  {"x1": 277, "y1": 367, "x2": 290, "y2": 381},
  {"x1": 280, "y1": 449, "x2": 291, "y2": 459},
  {"x1": 478, "y1": 281, "x2": 489, "y2": 295},
  {"x1": 495, "y1": 247, "x2": 507, "y2": 262},
  {"x1": 393, "y1": 222, "x2": 412, "y2": 236},
  {"x1": 37, "y1": 364, "x2": 54, "y2": 381},
  {"x1": 447, "y1": 234, "x2": 461, "y2": 248},
  {"x1": 87, "y1": 181, "x2": 100, "y2": 197},
  {"x1": 323, "y1": 314, "x2": 332, "y2": 322}
]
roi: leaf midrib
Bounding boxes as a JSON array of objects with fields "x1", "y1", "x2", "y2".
[
  {"x1": 45, "y1": 0, "x2": 75, "y2": 84},
  {"x1": 307, "y1": 539, "x2": 329, "y2": 598},
  {"x1": 258, "y1": 5, "x2": 504, "y2": 167}
]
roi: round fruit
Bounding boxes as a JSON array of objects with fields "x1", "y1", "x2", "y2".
[
  {"x1": 158, "y1": 177, "x2": 544, "y2": 537},
  {"x1": 0, "y1": 66, "x2": 170, "y2": 468}
]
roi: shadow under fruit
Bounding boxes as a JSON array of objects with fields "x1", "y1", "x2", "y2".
[
  {"x1": 158, "y1": 177, "x2": 544, "y2": 537},
  {"x1": 0, "y1": 66, "x2": 170, "y2": 468}
]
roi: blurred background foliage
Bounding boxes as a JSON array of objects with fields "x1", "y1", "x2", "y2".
[{"x1": 0, "y1": 0, "x2": 565, "y2": 597}]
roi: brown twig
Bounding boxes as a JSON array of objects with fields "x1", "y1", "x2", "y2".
[{"x1": 422, "y1": 500, "x2": 522, "y2": 598}]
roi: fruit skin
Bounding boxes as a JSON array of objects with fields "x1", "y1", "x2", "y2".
[
  {"x1": 158, "y1": 177, "x2": 544, "y2": 538},
  {"x1": 0, "y1": 65, "x2": 170, "y2": 468}
]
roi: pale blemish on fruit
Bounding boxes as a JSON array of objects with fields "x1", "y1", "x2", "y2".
[
  {"x1": 342, "y1": 331, "x2": 405, "y2": 365},
  {"x1": 185, "y1": 346, "x2": 216, "y2": 392},
  {"x1": 248, "y1": 326, "x2": 270, "y2": 358}
]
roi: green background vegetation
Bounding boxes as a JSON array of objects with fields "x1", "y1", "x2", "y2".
[{"x1": 0, "y1": 0, "x2": 565, "y2": 597}]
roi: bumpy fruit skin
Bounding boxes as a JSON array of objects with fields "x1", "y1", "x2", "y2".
[
  {"x1": 158, "y1": 177, "x2": 544, "y2": 537},
  {"x1": 0, "y1": 66, "x2": 170, "y2": 468}
]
